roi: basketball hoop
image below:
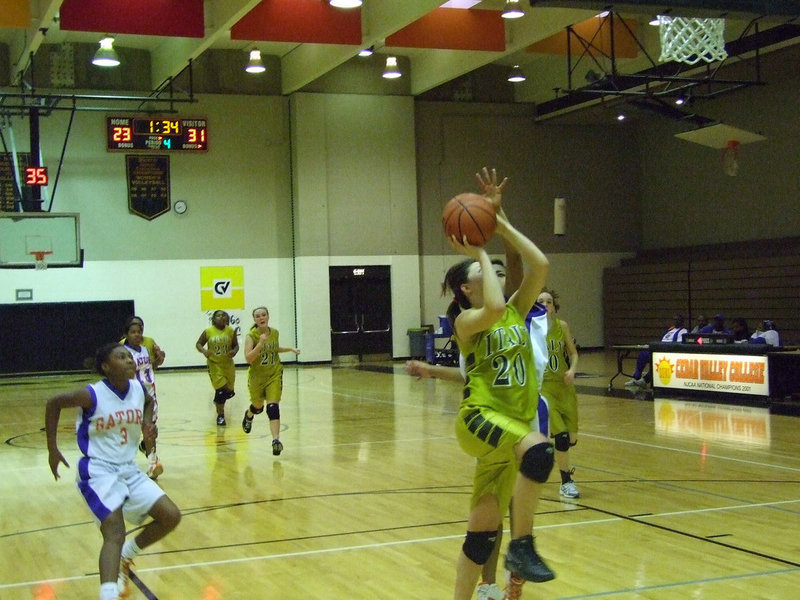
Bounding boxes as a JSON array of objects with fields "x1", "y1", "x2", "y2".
[
  {"x1": 658, "y1": 15, "x2": 728, "y2": 65},
  {"x1": 720, "y1": 140, "x2": 740, "y2": 177},
  {"x1": 30, "y1": 250, "x2": 53, "y2": 270}
]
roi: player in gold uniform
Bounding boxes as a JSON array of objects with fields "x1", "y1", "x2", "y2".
[
  {"x1": 241, "y1": 306, "x2": 300, "y2": 455},
  {"x1": 444, "y1": 198, "x2": 554, "y2": 600},
  {"x1": 196, "y1": 310, "x2": 239, "y2": 426},
  {"x1": 537, "y1": 289, "x2": 580, "y2": 498},
  {"x1": 537, "y1": 288, "x2": 581, "y2": 499}
]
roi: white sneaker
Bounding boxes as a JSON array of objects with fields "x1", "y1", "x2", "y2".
[
  {"x1": 118, "y1": 556, "x2": 133, "y2": 598},
  {"x1": 560, "y1": 480, "x2": 580, "y2": 498},
  {"x1": 624, "y1": 377, "x2": 645, "y2": 387},
  {"x1": 476, "y1": 582, "x2": 504, "y2": 600}
]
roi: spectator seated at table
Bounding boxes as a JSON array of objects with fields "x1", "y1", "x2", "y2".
[
  {"x1": 698, "y1": 313, "x2": 733, "y2": 336},
  {"x1": 690, "y1": 314, "x2": 708, "y2": 334},
  {"x1": 731, "y1": 317, "x2": 751, "y2": 343},
  {"x1": 625, "y1": 315, "x2": 688, "y2": 389},
  {"x1": 750, "y1": 319, "x2": 781, "y2": 346}
]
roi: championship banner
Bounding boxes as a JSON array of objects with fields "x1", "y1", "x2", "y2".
[
  {"x1": 200, "y1": 266, "x2": 244, "y2": 310},
  {"x1": 651, "y1": 351, "x2": 769, "y2": 396}
]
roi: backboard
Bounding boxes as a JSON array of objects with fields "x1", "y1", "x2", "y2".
[
  {"x1": 0, "y1": 212, "x2": 82, "y2": 267},
  {"x1": 674, "y1": 123, "x2": 766, "y2": 149}
]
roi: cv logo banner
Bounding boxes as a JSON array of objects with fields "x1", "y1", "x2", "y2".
[{"x1": 201, "y1": 266, "x2": 244, "y2": 310}]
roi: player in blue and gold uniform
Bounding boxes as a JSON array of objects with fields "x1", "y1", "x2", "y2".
[
  {"x1": 196, "y1": 310, "x2": 239, "y2": 426},
  {"x1": 241, "y1": 306, "x2": 300, "y2": 455},
  {"x1": 443, "y1": 195, "x2": 554, "y2": 599}
]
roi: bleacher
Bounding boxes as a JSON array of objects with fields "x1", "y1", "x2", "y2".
[{"x1": 603, "y1": 237, "x2": 800, "y2": 347}]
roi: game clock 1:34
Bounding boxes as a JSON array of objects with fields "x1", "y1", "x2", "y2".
[{"x1": 107, "y1": 117, "x2": 208, "y2": 152}]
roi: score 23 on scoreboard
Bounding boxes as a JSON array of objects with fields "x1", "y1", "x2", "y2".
[{"x1": 107, "y1": 117, "x2": 208, "y2": 151}]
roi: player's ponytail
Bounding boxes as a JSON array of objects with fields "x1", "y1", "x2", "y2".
[{"x1": 442, "y1": 259, "x2": 473, "y2": 334}]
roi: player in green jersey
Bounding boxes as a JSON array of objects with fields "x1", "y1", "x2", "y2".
[{"x1": 443, "y1": 196, "x2": 555, "y2": 599}]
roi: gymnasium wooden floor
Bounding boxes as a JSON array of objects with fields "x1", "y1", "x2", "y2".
[{"x1": 2, "y1": 350, "x2": 799, "y2": 600}]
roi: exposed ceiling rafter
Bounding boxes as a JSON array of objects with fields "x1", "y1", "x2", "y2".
[{"x1": 536, "y1": 15, "x2": 800, "y2": 120}]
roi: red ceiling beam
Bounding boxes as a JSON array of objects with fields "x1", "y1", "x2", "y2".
[
  {"x1": 59, "y1": 0, "x2": 205, "y2": 38},
  {"x1": 386, "y1": 9, "x2": 505, "y2": 51},
  {"x1": 231, "y1": 0, "x2": 361, "y2": 45},
  {"x1": 527, "y1": 16, "x2": 639, "y2": 58}
]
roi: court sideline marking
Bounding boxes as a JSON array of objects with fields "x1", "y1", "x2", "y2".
[{"x1": 4, "y1": 498, "x2": 800, "y2": 592}]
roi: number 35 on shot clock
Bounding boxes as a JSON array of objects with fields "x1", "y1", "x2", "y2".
[{"x1": 25, "y1": 166, "x2": 48, "y2": 186}]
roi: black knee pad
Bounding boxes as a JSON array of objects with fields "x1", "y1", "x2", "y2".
[
  {"x1": 462, "y1": 530, "x2": 497, "y2": 565},
  {"x1": 519, "y1": 442, "x2": 554, "y2": 483},
  {"x1": 213, "y1": 389, "x2": 228, "y2": 405},
  {"x1": 553, "y1": 432, "x2": 570, "y2": 452},
  {"x1": 266, "y1": 402, "x2": 280, "y2": 421},
  {"x1": 250, "y1": 404, "x2": 264, "y2": 415}
]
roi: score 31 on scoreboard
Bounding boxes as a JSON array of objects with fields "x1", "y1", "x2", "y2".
[{"x1": 107, "y1": 117, "x2": 208, "y2": 151}]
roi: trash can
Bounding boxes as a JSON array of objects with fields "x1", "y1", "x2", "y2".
[{"x1": 407, "y1": 328, "x2": 429, "y2": 358}]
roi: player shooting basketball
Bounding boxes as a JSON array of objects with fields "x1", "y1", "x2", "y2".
[{"x1": 442, "y1": 173, "x2": 555, "y2": 600}]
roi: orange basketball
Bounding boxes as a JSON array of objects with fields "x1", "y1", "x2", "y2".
[{"x1": 442, "y1": 193, "x2": 497, "y2": 247}]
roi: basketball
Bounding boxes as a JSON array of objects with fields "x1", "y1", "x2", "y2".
[{"x1": 442, "y1": 193, "x2": 497, "y2": 246}]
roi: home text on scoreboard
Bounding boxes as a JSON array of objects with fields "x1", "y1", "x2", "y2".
[{"x1": 107, "y1": 117, "x2": 208, "y2": 152}]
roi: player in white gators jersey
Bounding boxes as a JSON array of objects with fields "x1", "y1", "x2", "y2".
[
  {"x1": 46, "y1": 343, "x2": 181, "y2": 600},
  {"x1": 123, "y1": 317, "x2": 163, "y2": 479}
]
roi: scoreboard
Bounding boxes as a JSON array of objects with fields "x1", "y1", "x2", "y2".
[{"x1": 107, "y1": 117, "x2": 208, "y2": 151}]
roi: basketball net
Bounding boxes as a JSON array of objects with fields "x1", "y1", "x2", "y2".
[
  {"x1": 658, "y1": 15, "x2": 728, "y2": 65},
  {"x1": 31, "y1": 250, "x2": 52, "y2": 270},
  {"x1": 720, "y1": 140, "x2": 740, "y2": 177}
]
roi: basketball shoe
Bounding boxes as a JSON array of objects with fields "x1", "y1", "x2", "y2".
[
  {"x1": 272, "y1": 439, "x2": 283, "y2": 456},
  {"x1": 216, "y1": 414, "x2": 227, "y2": 426},
  {"x1": 242, "y1": 411, "x2": 253, "y2": 434},
  {"x1": 560, "y1": 480, "x2": 580, "y2": 498},
  {"x1": 504, "y1": 535, "x2": 555, "y2": 583},
  {"x1": 476, "y1": 581, "x2": 503, "y2": 600},
  {"x1": 503, "y1": 573, "x2": 525, "y2": 600},
  {"x1": 117, "y1": 557, "x2": 133, "y2": 599}
]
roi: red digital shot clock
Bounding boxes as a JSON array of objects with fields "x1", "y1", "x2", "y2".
[{"x1": 24, "y1": 166, "x2": 48, "y2": 186}]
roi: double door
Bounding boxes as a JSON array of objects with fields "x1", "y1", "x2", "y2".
[{"x1": 329, "y1": 266, "x2": 392, "y2": 358}]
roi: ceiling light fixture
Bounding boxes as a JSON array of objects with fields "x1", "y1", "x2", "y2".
[
  {"x1": 358, "y1": 46, "x2": 374, "y2": 57},
  {"x1": 616, "y1": 113, "x2": 626, "y2": 121},
  {"x1": 92, "y1": 36, "x2": 120, "y2": 67},
  {"x1": 675, "y1": 96, "x2": 686, "y2": 105},
  {"x1": 382, "y1": 56, "x2": 402, "y2": 79},
  {"x1": 329, "y1": 0, "x2": 363, "y2": 8},
  {"x1": 245, "y1": 49, "x2": 266, "y2": 73},
  {"x1": 501, "y1": 0, "x2": 525, "y2": 19},
  {"x1": 507, "y1": 65, "x2": 526, "y2": 83}
]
